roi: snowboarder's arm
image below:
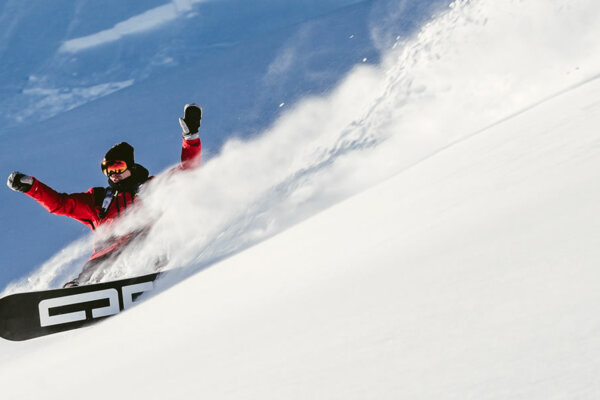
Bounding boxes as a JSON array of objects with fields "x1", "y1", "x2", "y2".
[
  {"x1": 180, "y1": 137, "x2": 201, "y2": 170},
  {"x1": 25, "y1": 179, "x2": 98, "y2": 224}
]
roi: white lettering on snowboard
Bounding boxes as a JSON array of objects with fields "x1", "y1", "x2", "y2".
[
  {"x1": 38, "y1": 282, "x2": 154, "y2": 327},
  {"x1": 38, "y1": 289, "x2": 119, "y2": 327}
]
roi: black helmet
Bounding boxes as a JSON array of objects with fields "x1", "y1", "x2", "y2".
[{"x1": 101, "y1": 142, "x2": 134, "y2": 173}]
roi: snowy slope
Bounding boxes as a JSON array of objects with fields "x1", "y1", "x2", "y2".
[
  {"x1": 1, "y1": 0, "x2": 600, "y2": 398},
  {"x1": 1, "y1": 68, "x2": 600, "y2": 399}
]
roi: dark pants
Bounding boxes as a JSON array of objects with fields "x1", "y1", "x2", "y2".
[
  {"x1": 71, "y1": 249, "x2": 168, "y2": 285},
  {"x1": 76, "y1": 251, "x2": 121, "y2": 283}
]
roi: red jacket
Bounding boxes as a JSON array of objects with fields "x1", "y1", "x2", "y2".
[{"x1": 26, "y1": 137, "x2": 201, "y2": 259}]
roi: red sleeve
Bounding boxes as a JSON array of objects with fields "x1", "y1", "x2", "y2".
[
  {"x1": 180, "y1": 137, "x2": 201, "y2": 170},
  {"x1": 26, "y1": 179, "x2": 98, "y2": 225}
]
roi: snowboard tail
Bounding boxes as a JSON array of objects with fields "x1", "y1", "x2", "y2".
[{"x1": 0, "y1": 272, "x2": 159, "y2": 341}]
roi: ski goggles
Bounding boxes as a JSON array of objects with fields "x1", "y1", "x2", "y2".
[{"x1": 101, "y1": 159, "x2": 128, "y2": 176}]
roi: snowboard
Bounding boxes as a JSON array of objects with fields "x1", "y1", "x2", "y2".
[{"x1": 0, "y1": 272, "x2": 159, "y2": 341}]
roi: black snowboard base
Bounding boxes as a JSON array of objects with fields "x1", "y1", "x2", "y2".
[{"x1": 0, "y1": 272, "x2": 160, "y2": 341}]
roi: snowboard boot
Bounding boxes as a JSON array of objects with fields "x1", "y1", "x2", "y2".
[{"x1": 63, "y1": 279, "x2": 80, "y2": 288}]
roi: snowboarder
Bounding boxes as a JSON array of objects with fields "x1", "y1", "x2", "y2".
[{"x1": 6, "y1": 104, "x2": 203, "y2": 287}]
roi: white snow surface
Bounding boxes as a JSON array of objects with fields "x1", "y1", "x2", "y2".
[
  {"x1": 2, "y1": 75, "x2": 600, "y2": 399},
  {"x1": 2, "y1": 0, "x2": 600, "y2": 398}
]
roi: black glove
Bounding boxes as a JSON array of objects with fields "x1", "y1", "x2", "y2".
[
  {"x1": 7, "y1": 172, "x2": 34, "y2": 193},
  {"x1": 179, "y1": 103, "x2": 202, "y2": 139}
]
